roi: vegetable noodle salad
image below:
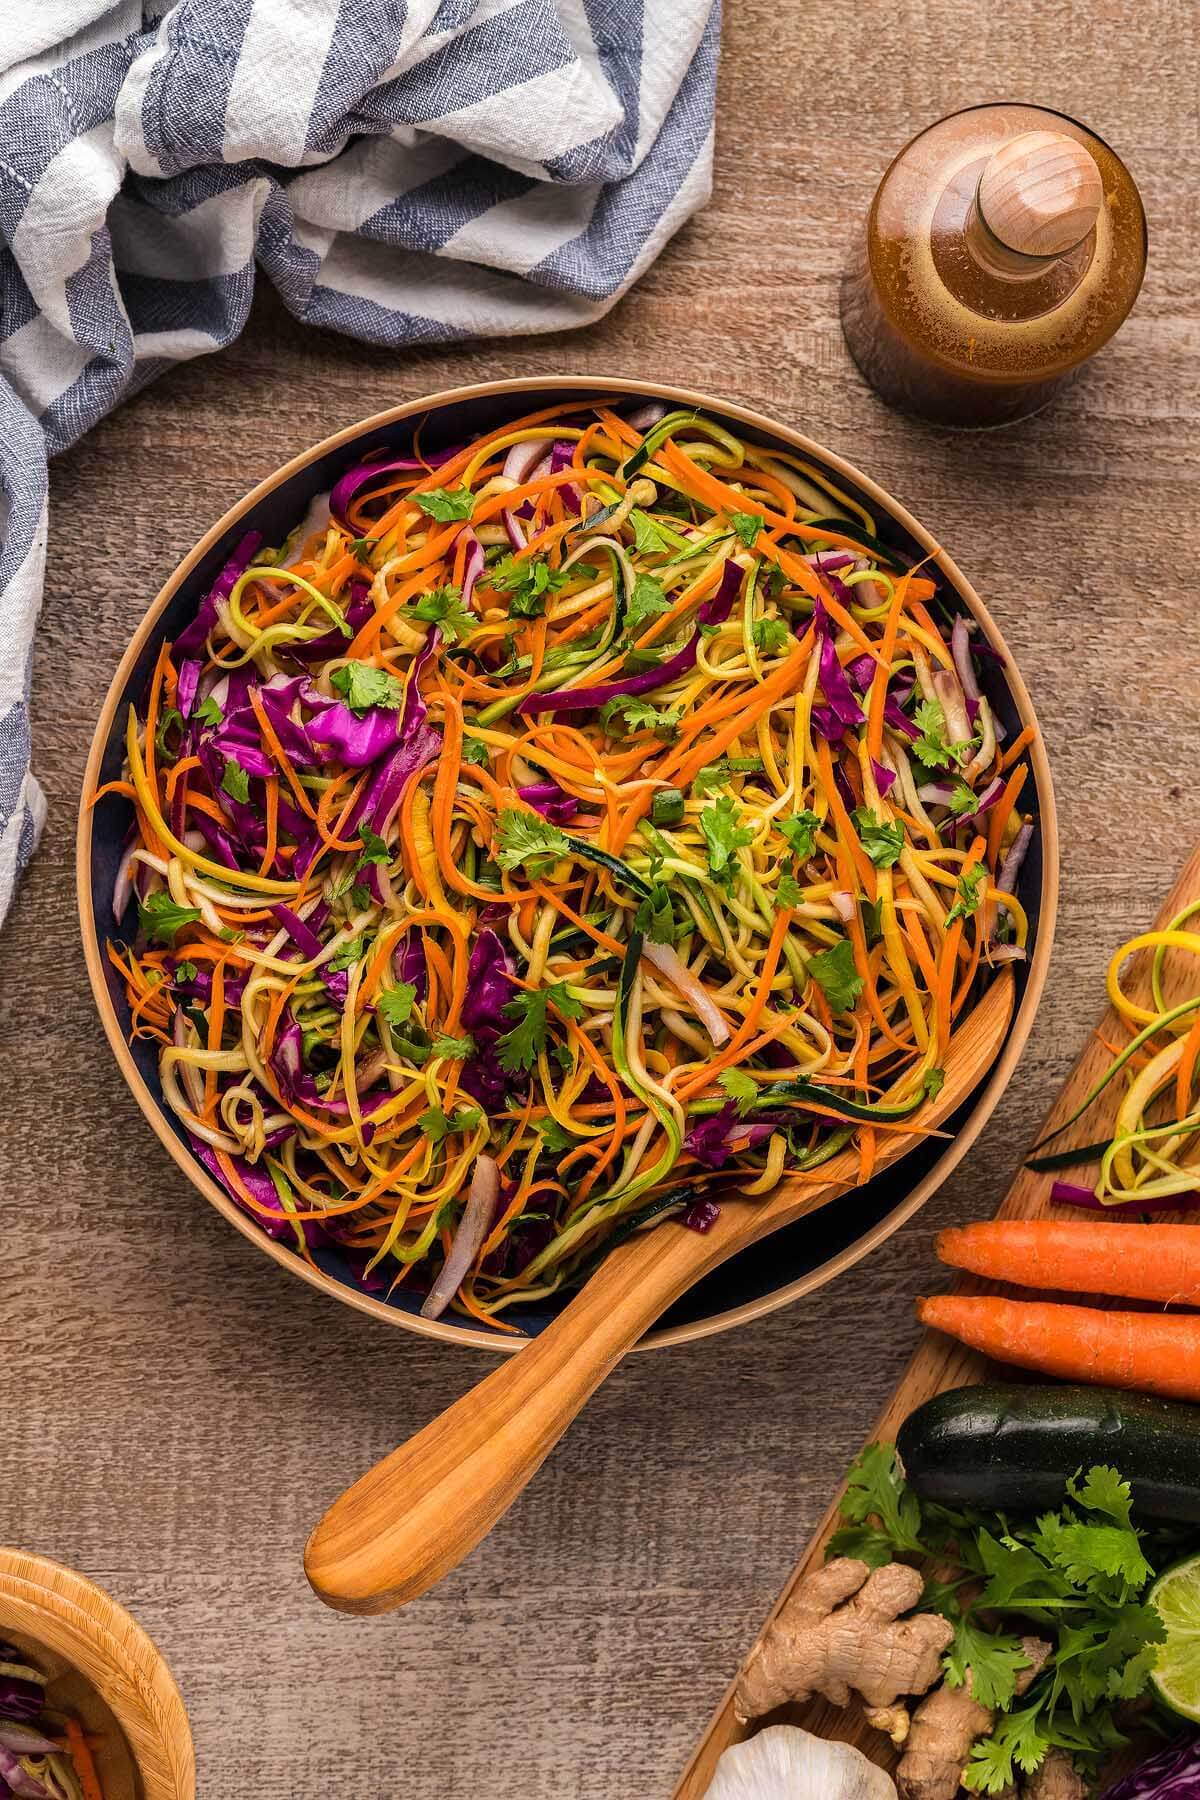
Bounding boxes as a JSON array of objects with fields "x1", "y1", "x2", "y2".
[
  {"x1": 1031, "y1": 900, "x2": 1200, "y2": 1212},
  {"x1": 99, "y1": 399, "x2": 1037, "y2": 1329},
  {"x1": 0, "y1": 1641, "x2": 105, "y2": 1798}
]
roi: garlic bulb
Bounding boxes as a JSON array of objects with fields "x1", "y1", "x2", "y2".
[{"x1": 706, "y1": 1726, "x2": 898, "y2": 1799}]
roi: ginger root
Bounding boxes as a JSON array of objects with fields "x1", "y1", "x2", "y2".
[
  {"x1": 895, "y1": 1636, "x2": 1051, "y2": 1800},
  {"x1": 734, "y1": 1558, "x2": 953, "y2": 1724},
  {"x1": 1024, "y1": 1751, "x2": 1087, "y2": 1800}
]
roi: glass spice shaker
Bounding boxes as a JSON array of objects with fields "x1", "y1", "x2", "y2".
[{"x1": 840, "y1": 104, "x2": 1147, "y2": 428}]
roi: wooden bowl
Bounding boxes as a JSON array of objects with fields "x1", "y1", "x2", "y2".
[
  {"x1": 77, "y1": 377, "x2": 1058, "y2": 1353},
  {"x1": 0, "y1": 1550, "x2": 194, "y2": 1798}
]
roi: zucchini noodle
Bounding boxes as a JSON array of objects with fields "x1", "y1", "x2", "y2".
[{"x1": 99, "y1": 400, "x2": 1036, "y2": 1328}]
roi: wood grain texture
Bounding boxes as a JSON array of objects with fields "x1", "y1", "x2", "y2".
[
  {"x1": 0, "y1": 1551, "x2": 194, "y2": 1799},
  {"x1": 1, "y1": 1, "x2": 1196, "y2": 1792},
  {"x1": 677, "y1": 847, "x2": 1200, "y2": 1795}
]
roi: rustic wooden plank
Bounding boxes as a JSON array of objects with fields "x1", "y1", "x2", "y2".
[
  {"x1": 0, "y1": 0, "x2": 1196, "y2": 1792},
  {"x1": 677, "y1": 847, "x2": 1200, "y2": 1795}
]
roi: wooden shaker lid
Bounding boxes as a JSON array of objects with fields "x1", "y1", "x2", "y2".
[{"x1": 977, "y1": 129, "x2": 1104, "y2": 256}]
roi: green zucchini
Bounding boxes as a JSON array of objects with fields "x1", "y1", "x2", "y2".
[{"x1": 896, "y1": 1384, "x2": 1200, "y2": 1525}]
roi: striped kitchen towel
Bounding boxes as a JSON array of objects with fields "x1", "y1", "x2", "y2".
[{"x1": 0, "y1": 0, "x2": 719, "y2": 921}]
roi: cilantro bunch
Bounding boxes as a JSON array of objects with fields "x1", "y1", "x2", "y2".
[{"x1": 830, "y1": 1444, "x2": 1174, "y2": 1793}]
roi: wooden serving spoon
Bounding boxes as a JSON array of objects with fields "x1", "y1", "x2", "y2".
[{"x1": 304, "y1": 969, "x2": 1014, "y2": 1614}]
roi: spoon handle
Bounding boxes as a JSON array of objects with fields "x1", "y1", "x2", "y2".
[{"x1": 303, "y1": 1192, "x2": 769, "y2": 1614}]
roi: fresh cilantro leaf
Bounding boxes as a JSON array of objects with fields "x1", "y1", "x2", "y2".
[
  {"x1": 718, "y1": 1068, "x2": 757, "y2": 1115},
  {"x1": 634, "y1": 883, "x2": 675, "y2": 945},
  {"x1": 221, "y1": 759, "x2": 250, "y2": 804},
  {"x1": 778, "y1": 810, "x2": 820, "y2": 860},
  {"x1": 491, "y1": 553, "x2": 568, "y2": 619},
  {"x1": 912, "y1": 698, "x2": 955, "y2": 770},
  {"x1": 964, "y1": 1706, "x2": 1049, "y2": 1792},
  {"x1": 536, "y1": 1117, "x2": 577, "y2": 1153},
  {"x1": 946, "y1": 862, "x2": 987, "y2": 927},
  {"x1": 173, "y1": 960, "x2": 198, "y2": 983},
  {"x1": 949, "y1": 781, "x2": 978, "y2": 815},
  {"x1": 625, "y1": 573, "x2": 670, "y2": 632},
  {"x1": 497, "y1": 982, "x2": 583, "y2": 1073},
  {"x1": 776, "y1": 868, "x2": 803, "y2": 908},
  {"x1": 807, "y1": 937, "x2": 864, "y2": 1012},
  {"x1": 629, "y1": 509, "x2": 672, "y2": 556},
  {"x1": 355, "y1": 825, "x2": 391, "y2": 867},
  {"x1": 923, "y1": 1066, "x2": 945, "y2": 1101},
  {"x1": 430, "y1": 1033, "x2": 475, "y2": 1061},
  {"x1": 350, "y1": 536, "x2": 375, "y2": 558},
  {"x1": 699, "y1": 794, "x2": 753, "y2": 885},
  {"x1": 860, "y1": 897, "x2": 883, "y2": 946},
  {"x1": 944, "y1": 1616, "x2": 1034, "y2": 1711},
  {"x1": 329, "y1": 661, "x2": 404, "y2": 714},
  {"x1": 730, "y1": 511, "x2": 764, "y2": 548},
  {"x1": 751, "y1": 616, "x2": 790, "y2": 654},
  {"x1": 348, "y1": 882, "x2": 372, "y2": 911},
  {"x1": 494, "y1": 808, "x2": 569, "y2": 876},
  {"x1": 413, "y1": 486, "x2": 475, "y2": 521},
  {"x1": 154, "y1": 706, "x2": 184, "y2": 760},
  {"x1": 461, "y1": 735, "x2": 490, "y2": 765},
  {"x1": 419, "y1": 1103, "x2": 483, "y2": 1142},
  {"x1": 376, "y1": 983, "x2": 416, "y2": 1029},
  {"x1": 411, "y1": 582, "x2": 475, "y2": 642},
  {"x1": 1052, "y1": 1524, "x2": 1153, "y2": 1593},
  {"x1": 835, "y1": 1442, "x2": 925, "y2": 1556},
  {"x1": 139, "y1": 892, "x2": 202, "y2": 944},
  {"x1": 194, "y1": 694, "x2": 223, "y2": 728},
  {"x1": 912, "y1": 697, "x2": 974, "y2": 771},
  {"x1": 852, "y1": 807, "x2": 905, "y2": 868},
  {"x1": 326, "y1": 936, "x2": 364, "y2": 972},
  {"x1": 1067, "y1": 1466, "x2": 1134, "y2": 1530},
  {"x1": 600, "y1": 696, "x2": 680, "y2": 739}
]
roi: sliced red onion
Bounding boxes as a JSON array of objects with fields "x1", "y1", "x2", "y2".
[
  {"x1": 997, "y1": 819, "x2": 1033, "y2": 894},
  {"x1": 987, "y1": 943, "x2": 1027, "y2": 963},
  {"x1": 502, "y1": 438, "x2": 553, "y2": 485},
  {"x1": 0, "y1": 1743, "x2": 47, "y2": 1797},
  {"x1": 503, "y1": 508, "x2": 527, "y2": 551},
  {"x1": 280, "y1": 488, "x2": 332, "y2": 568},
  {"x1": 831, "y1": 890, "x2": 855, "y2": 922},
  {"x1": 626, "y1": 402, "x2": 668, "y2": 431},
  {"x1": 112, "y1": 840, "x2": 137, "y2": 922},
  {"x1": 931, "y1": 666, "x2": 971, "y2": 745},
  {"x1": 459, "y1": 529, "x2": 486, "y2": 611},
  {"x1": 951, "y1": 615, "x2": 982, "y2": 703},
  {"x1": 1050, "y1": 1179, "x2": 1200, "y2": 1214},
  {"x1": 271, "y1": 904, "x2": 323, "y2": 960},
  {"x1": 0, "y1": 1725, "x2": 58, "y2": 1755},
  {"x1": 918, "y1": 780, "x2": 957, "y2": 804},
  {"x1": 421, "y1": 1154, "x2": 500, "y2": 1320},
  {"x1": 641, "y1": 939, "x2": 730, "y2": 1046}
]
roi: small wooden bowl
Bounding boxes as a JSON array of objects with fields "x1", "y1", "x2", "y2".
[
  {"x1": 0, "y1": 1550, "x2": 194, "y2": 1798},
  {"x1": 77, "y1": 377, "x2": 1058, "y2": 1354}
]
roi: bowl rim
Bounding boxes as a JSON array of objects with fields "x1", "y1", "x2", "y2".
[
  {"x1": 76, "y1": 373, "x2": 1058, "y2": 1356},
  {"x1": 0, "y1": 1547, "x2": 194, "y2": 1798}
]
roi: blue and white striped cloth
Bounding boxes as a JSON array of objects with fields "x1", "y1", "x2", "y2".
[{"x1": 0, "y1": 0, "x2": 719, "y2": 921}]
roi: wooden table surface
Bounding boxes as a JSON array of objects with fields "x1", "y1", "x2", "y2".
[{"x1": 3, "y1": 4, "x2": 1196, "y2": 1794}]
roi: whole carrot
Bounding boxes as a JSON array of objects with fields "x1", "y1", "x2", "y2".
[
  {"x1": 935, "y1": 1220, "x2": 1200, "y2": 1305},
  {"x1": 917, "y1": 1294, "x2": 1200, "y2": 1402}
]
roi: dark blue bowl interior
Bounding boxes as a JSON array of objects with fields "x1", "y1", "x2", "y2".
[{"x1": 87, "y1": 384, "x2": 1047, "y2": 1340}]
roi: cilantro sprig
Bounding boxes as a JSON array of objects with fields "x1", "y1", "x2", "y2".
[
  {"x1": 829, "y1": 1445, "x2": 1172, "y2": 1794},
  {"x1": 497, "y1": 982, "x2": 584, "y2": 1073}
]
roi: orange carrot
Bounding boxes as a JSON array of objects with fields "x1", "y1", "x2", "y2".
[
  {"x1": 936, "y1": 1219, "x2": 1200, "y2": 1305},
  {"x1": 65, "y1": 1718, "x2": 104, "y2": 1800},
  {"x1": 917, "y1": 1294, "x2": 1200, "y2": 1402}
]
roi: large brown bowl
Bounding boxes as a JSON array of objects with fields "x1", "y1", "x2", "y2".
[{"x1": 78, "y1": 377, "x2": 1058, "y2": 1353}]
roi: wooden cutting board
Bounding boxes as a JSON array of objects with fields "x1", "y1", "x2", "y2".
[{"x1": 675, "y1": 845, "x2": 1200, "y2": 1797}]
